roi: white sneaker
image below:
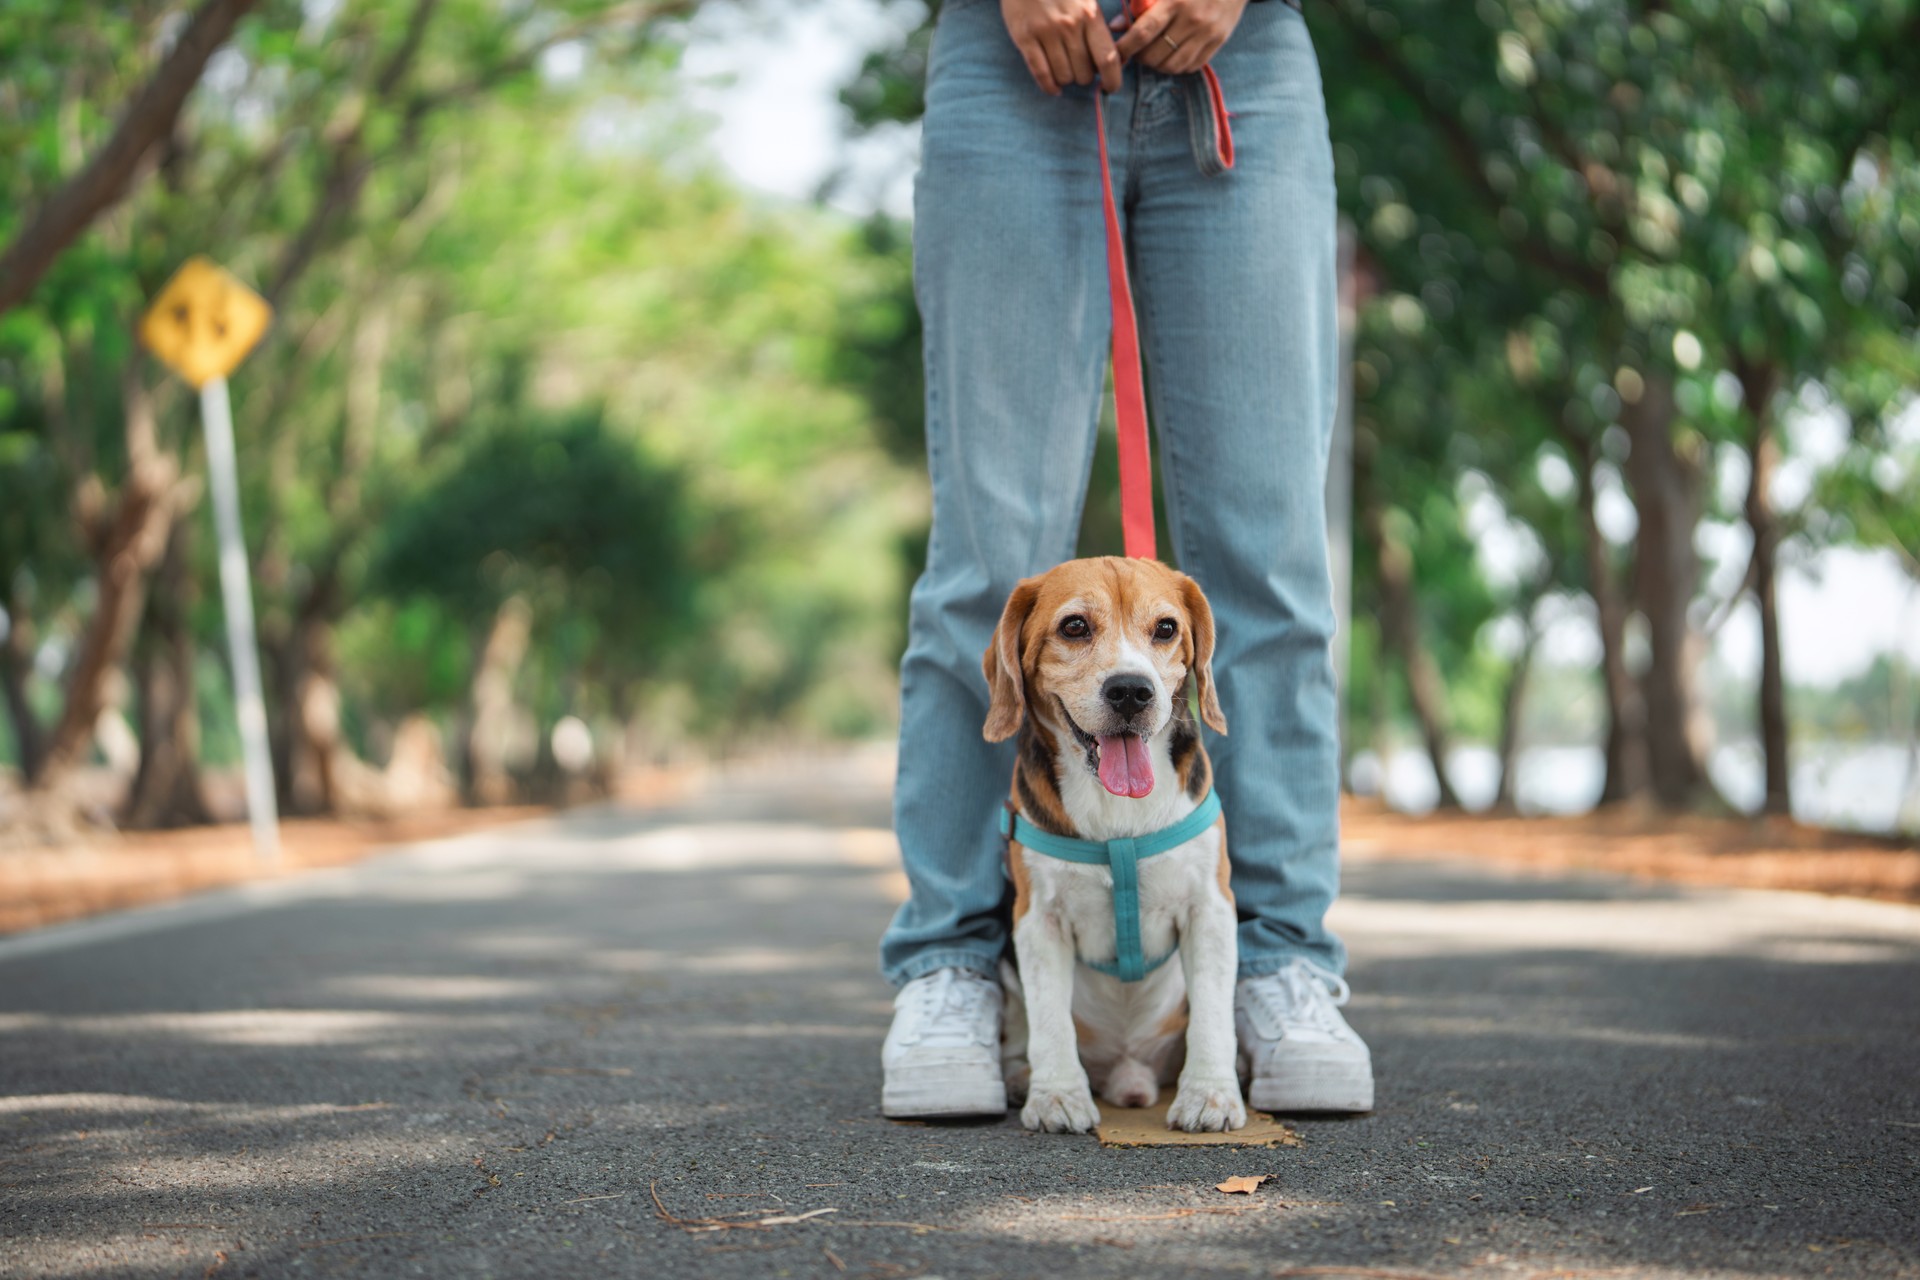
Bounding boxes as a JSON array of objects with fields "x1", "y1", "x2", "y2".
[
  {"x1": 881, "y1": 968, "x2": 1008, "y2": 1118},
  {"x1": 1236, "y1": 959, "x2": 1374, "y2": 1113}
]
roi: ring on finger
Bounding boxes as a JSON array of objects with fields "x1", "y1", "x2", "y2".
[{"x1": 1162, "y1": 33, "x2": 1180, "y2": 50}]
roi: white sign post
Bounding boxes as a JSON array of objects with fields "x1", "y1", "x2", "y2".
[
  {"x1": 140, "y1": 257, "x2": 280, "y2": 861},
  {"x1": 198, "y1": 375, "x2": 280, "y2": 861}
]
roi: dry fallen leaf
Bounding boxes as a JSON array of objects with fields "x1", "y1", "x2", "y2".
[
  {"x1": 1061, "y1": 1207, "x2": 1264, "y2": 1222},
  {"x1": 1215, "y1": 1174, "x2": 1270, "y2": 1195}
]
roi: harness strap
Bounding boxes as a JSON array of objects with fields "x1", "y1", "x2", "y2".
[
  {"x1": 1097, "y1": 39, "x2": 1234, "y2": 563},
  {"x1": 1001, "y1": 789, "x2": 1223, "y2": 982}
]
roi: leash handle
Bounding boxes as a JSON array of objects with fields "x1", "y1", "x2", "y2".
[{"x1": 1099, "y1": 44, "x2": 1233, "y2": 563}]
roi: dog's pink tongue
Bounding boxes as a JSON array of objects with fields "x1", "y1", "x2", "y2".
[{"x1": 1097, "y1": 735, "x2": 1155, "y2": 798}]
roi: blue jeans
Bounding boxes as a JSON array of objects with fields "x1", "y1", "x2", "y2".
[{"x1": 881, "y1": 0, "x2": 1344, "y2": 986}]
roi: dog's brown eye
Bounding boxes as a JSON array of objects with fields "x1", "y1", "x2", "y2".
[
  {"x1": 1059, "y1": 615, "x2": 1090, "y2": 639},
  {"x1": 1153, "y1": 618, "x2": 1178, "y2": 642}
]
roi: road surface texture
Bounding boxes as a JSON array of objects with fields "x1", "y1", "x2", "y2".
[{"x1": 3, "y1": 752, "x2": 1916, "y2": 1279}]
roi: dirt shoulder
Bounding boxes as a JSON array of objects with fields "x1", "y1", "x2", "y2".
[
  {"x1": 0, "y1": 768, "x2": 700, "y2": 936},
  {"x1": 1341, "y1": 796, "x2": 1920, "y2": 904},
  {"x1": 0, "y1": 806, "x2": 558, "y2": 935}
]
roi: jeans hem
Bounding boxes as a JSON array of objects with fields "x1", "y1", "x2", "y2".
[
  {"x1": 887, "y1": 949, "x2": 1003, "y2": 989},
  {"x1": 1237, "y1": 951, "x2": 1344, "y2": 981}
]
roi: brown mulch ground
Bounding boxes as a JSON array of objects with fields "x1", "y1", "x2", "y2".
[
  {"x1": 0, "y1": 806, "x2": 557, "y2": 935},
  {"x1": 0, "y1": 768, "x2": 700, "y2": 936},
  {"x1": 1340, "y1": 797, "x2": 1920, "y2": 905}
]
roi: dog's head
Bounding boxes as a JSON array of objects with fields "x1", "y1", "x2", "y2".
[{"x1": 982, "y1": 557, "x2": 1226, "y2": 798}]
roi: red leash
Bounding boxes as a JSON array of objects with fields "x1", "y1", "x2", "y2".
[{"x1": 1097, "y1": 38, "x2": 1233, "y2": 561}]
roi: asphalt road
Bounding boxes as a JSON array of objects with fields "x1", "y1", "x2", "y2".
[{"x1": 2, "y1": 752, "x2": 1917, "y2": 1280}]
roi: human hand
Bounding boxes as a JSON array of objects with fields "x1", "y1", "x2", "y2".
[
  {"x1": 1113, "y1": 0, "x2": 1251, "y2": 76},
  {"x1": 1000, "y1": 0, "x2": 1124, "y2": 96}
]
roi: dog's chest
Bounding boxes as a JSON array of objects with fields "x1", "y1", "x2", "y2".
[{"x1": 1024, "y1": 827, "x2": 1221, "y2": 967}]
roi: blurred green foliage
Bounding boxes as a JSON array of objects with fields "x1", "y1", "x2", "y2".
[{"x1": 0, "y1": 0, "x2": 923, "y2": 817}]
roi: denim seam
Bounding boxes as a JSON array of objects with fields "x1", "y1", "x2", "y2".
[
  {"x1": 1124, "y1": 80, "x2": 1144, "y2": 209},
  {"x1": 1180, "y1": 77, "x2": 1230, "y2": 179},
  {"x1": 893, "y1": 949, "x2": 1002, "y2": 987},
  {"x1": 923, "y1": 324, "x2": 946, "y2": 571}
]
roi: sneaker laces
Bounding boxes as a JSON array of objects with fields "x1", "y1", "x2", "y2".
[
  {"x1": 903, "y1": 968, "x2": 995, "y2": 1048},
  {"x1": 1249, "y1": 960, "x2": 1351, "y2": 1038}
]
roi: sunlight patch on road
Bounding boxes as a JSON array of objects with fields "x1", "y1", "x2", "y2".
[
  {"x1": 317, "y1": 974, "x2": 547, "y2": 1002},
  {"x1": 929, "y1": 1186, "x2": 1360, "y2": 1261},
  {"x1": 358, "y1": 869, "x2": 537, "y2": 901},
  {"x1": 0, "y1": 1008, "x2": 511, "y2": 1046},
  {"x1": 596, "y1": 823, "x2": 853, "y2": 870},
  {"x1": 1330, "y1": 896, "x2": 1920, "y2": 962},
  {"x1": 584, "y1": 945, "x2": 854, "y2": 975},
  {"x1": 1375, "y1": 1014, "x2": 1744, "y2": 1052},
  {"x1": 667, "y1": 1021, "x2": 878, "y2": 1040},
  {"x1": 0, "y1": 1093, "x2": 384, "y2": 1118}
]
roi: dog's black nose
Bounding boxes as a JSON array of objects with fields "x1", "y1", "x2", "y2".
[{"x1": 1101, "y1": 674, "x2": 1156, "y2": 716}]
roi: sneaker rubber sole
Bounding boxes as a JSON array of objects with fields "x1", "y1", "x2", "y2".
[
  {"x1": 1248, "y1": 1046, "x2": 1374, "y2": 1114},
  {"x1": 881, "y1": 1070, "x2": 1008, "y2": 1119}
]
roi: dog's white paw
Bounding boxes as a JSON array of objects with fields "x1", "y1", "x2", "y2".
[
  {"x1": 1021, "y1": 1080, "x2": 1100, "y2": 1134},
  {"x1": 1167, "y1": 1077, "x2": 1246, "y2": 1132}
]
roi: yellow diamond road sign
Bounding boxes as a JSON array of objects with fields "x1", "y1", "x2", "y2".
[{"x1": 138, "y1": 256, "x2": 273, "y2": 388}]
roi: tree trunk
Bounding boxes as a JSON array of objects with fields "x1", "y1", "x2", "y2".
[
  {"x1": 1356, "y1": 465, "x2": 1462, "y2": 811},
  {"x1": 288, "y1": 615, "x2": 344, "y2": 815},
  {"x1": 1572, "y1": 436, "x2": 1649, "y2": 805},
  {"x1": 1621, "y1": 375, "x2": 1714, "y2": 810},
  {"x1": 1, "y1": 581, "x2": 45, "y2": 783},
  {"x1": 1738, "y1": 361, "x2": 1791, "y2": 817},
  {"x1": 267, "y1": 581, "x2": 348, "y2": 817},
  {"x1": 32, "y1": 376, "x2": 187, "y2": 796},
  {"x1": 263, "y1": 626, "x2": 298, "y2": 811},
  {"x1": 466, "y1": 596, "x2": 533, "y2": 806},
  {"x1": 1900, "y1": 695, "x2": 1920, "y2": 836},
  {"x1": 590, "y1": 680, "x2": 637, "y2": 799},
  {"x1": 1492, "y1": 606, "x2": 1540, "y2": 814},
  {"x1": 123, "y1": 519, "x2": 214, "y2": 828}
]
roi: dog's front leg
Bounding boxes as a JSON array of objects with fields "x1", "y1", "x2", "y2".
[
  {"x1": 1167, "y1": 893, "x2": 1247, "y2": 1132},
  {"x1": 1012, "y1": 909, "x2": 1098, "y2": 1133},
  {"x1": 998, "y1": 959, "x2": 1031, "y2": 1104}
]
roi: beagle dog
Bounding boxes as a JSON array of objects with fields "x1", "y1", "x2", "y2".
[{"x1": 985, "y1": 557, "x2": 1246, "y2": 1133}]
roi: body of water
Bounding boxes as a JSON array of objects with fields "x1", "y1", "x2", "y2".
[{"x1": 1348, "y1": 739, "x2": 1918, "y2": 835}]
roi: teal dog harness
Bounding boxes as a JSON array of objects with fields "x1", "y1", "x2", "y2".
[{"x1": 999, "y1": 789, "x2": 1223, "y2": 982}]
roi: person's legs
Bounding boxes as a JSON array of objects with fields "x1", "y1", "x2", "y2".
[
  {"x1": 880, "y1": 0, "x2": 1129, "y2": 989},
  {"x1": 1124, "y1": 2, "x2": 1346, "y2": 980}
]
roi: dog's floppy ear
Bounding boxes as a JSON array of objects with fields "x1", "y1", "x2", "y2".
[
  {"x1": 1180, "y1": 574, "x2": 1228, "y2": 734},
  {"x1": 982, "y1": 577, "x2": 1042, "y2": 742}
]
